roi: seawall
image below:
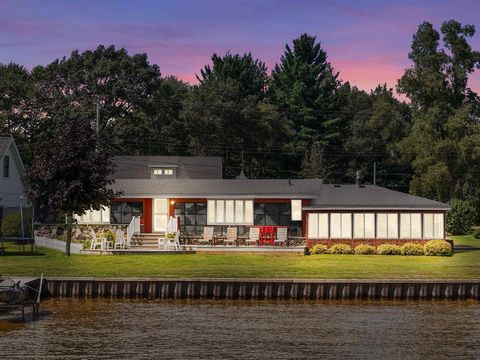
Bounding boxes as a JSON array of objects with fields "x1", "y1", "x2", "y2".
[{"x1": 46, "y1": 278, "x2": 480, "y2": 300}]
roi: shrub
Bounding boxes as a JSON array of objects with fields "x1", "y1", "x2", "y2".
[
  {"x1": 328, "y1": 243, "x2": 354, "y2": 254},
  {"x1": 446, "y1": 199, "x2": 476, "y2": 235},
  {"x1": 472, "y1": 229, "x2": 480, "y2": 240},
  {"x1": 310, "y1": 244, "x2": 328, "y2": 254},
  {"x1": 1, "y1": 212, "x2": 32, "y2": 238},
  {"x1": 400, "y1": 242, "x2": 424, "y2": 256},
  {"x1": 101, "y1": 229, "x2": 116, "y2": 243},
  {"x1": 424, "y1": 240, "x2": 452, "y2": 256},
  {"x1": 376, "y1": 244, "x2": 401, "y2": 255},
  {"x1": 354, "y1": 244, "x2": 376, "y2": 255}
]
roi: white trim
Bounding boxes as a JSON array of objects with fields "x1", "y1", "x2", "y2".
[{"x1": 303, "y1": 207, "x2": 450, "y2": 211}]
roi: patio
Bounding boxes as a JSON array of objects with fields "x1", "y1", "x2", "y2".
[{"x1": 83, "y1": 225, "x2": 307, "y2": 254}]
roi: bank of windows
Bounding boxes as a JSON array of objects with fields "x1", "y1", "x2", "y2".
[
  {"x1": 308, "y1": 212, "x2": 444, "y2": 239},
  {"x1": 76, "y1": 207, "x2": 111, "y2": 224},
  {"x1": 175, "y1": 202, "x2": 207, "y2": 235},
  {"x1": 207, "y1": 200, "x2": 254, "y2": 225}
]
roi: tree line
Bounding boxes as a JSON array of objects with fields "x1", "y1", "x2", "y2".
[{"x1": 1, "y1": 19, "x2": 479, "y2": 222}]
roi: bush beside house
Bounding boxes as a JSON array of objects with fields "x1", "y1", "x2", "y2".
[
  {"x1": 446, "y1": 199, "x2": 476, "y2": 235},
  {"x1": 423, "y1": 240, "x2": 452, "y2": 256}
]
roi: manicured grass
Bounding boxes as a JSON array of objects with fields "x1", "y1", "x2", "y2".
[{"x1": 0, "y1": 236, "x2": 479, "y2": 279}]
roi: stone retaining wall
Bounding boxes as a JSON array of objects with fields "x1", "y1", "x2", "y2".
[{"x1": 45, "y1": 278, "x2": 480, "y2": 300}]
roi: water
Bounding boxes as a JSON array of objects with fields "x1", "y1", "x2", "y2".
[{"x1": 1, "y1": 299, "x2": 480, "y2": 359}]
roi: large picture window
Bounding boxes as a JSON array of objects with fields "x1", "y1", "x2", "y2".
[
  {"x1": 423, "y1": 213, "x2": 444, "y2": 239},
  {"x1": 207, "y1": 200, "x2": 253, "y2": 225},
  {"x1": 400, "y1": 213, "x2": 422, "y2": 239},
  {"x1": 110, "y1": 202, "x2": 143, "y2": 224},
  {"x1": 330, "y1": 213, "x2": 352, "y2": 239},
  {"x1": 175, "y1": 202, "x2": 207, "y2": 235},
  {"x1": 307, "y1": 213, "x2": 329, "y2": 239},
  {"x1": 353, "y1": 213, "x2": 375, "y2": 239},
  {"x1": 376, "y1": 213, "x2": 398, "y2": 239}
]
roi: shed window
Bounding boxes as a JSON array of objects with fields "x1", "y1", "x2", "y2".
[{"x1": 3, "y1": 155, "x2": 9, "y2": 177}]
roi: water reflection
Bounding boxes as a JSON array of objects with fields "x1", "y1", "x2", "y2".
[{"x1": 1, "y1": 299, "x2": 480, "y2": 359}]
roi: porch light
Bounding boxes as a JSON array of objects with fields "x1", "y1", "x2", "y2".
[{"x1": 170, "y1": 200, "x2": 175, "y2": 205}]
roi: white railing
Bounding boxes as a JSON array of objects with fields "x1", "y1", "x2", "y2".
[
  {"x1": 127, "y1": 216, "x2": 141, "y2": 245},
  {"x1": 166, "y1": 216, "x2": 178, "y2": 235}
]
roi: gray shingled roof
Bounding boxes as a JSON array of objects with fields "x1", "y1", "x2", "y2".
[
  {"x1": 113, "y1": 156, "x2": 223, "y2": 179},
  {"x1": 305, "y1": 185, "x2": 450, "y2": 210},
  {"x1": 111, "y1": 178, "x2": 324, "y2": 198},
  {"x1": 0, "y1": 137, "x2": 12, "y2": 158}
]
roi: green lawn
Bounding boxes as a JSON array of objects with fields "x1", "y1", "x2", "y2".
[{"x1": 0, "y1": 236, "x2": 479, "y2": 279}]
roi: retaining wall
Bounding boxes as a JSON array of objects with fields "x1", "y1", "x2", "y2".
[
  {"x1": 35, "y1": 236, "x2": 83, "y2": 254},
  {"x1": 46, "y1": 278, "x2": 480, "y2": 300}
]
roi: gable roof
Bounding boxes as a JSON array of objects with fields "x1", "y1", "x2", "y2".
[
  {"x1": 0, "y1": 137, "x2": 24, "y2": 173},
  {"x1": 0, "y1": 137, "x2": 12, "y2": 159},
  {"x1": 305, "y1": 185, "x2": 450, "y2": 210},
  {"x1": 111, "y1": 178, "x2": 323, "y2": 198},
  {"x1": 113, "y1": 156, "x2": 223, "y2": 179}
]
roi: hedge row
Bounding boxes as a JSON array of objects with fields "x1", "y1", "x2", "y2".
[{"x1": 309, "y1": 240, "x2": 452, "y2": 256}]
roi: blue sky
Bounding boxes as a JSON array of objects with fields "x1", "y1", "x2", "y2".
[{"x1": 1, "y1": 0, "x2": 479, "y2": 93}]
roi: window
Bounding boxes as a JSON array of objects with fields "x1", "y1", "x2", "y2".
[
  {"x1": 76, "y1": 206, "x2": 110, "y2": 224},
  {"x1": 353, "y1": 213, "x2": 375, "y2": 239},
  {"x1": 423, "y1": 213, "x2": 444, "y2": 239},
  {"x1": 3, "y1": 155, "x2": 9, "y2": 177},
  {"x1": 308, "y1": 213, "x2": 329, "y2": 239},
  {"x1": 291, "y1": 200, "x2": 302, "y2": 221},
  {"x1": 152, "y1": 168, "x2": 174, "y2": 177},
  {"x1": 400, "y1": 213, "x2": 422, "y2": 239},
  {"x1": 376, "y1": 213, "x2": 398, "y2": 239},
  {"x1": 175, "y1": 202, "x2": 207, "y2": 235},
  {"x1": 207, "y1": 200, "x2": 253, "y2": 225},
  {"x1": 330, "y1": 213, "x2": 352, "y2": 239},
  {"x1": 110, "y1": 202, "x2": 143, "y2": 224}
]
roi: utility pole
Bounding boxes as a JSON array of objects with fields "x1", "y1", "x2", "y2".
[
  {"x1": 96, "y1": 95, "x2": 100, "y2": 135},
  {"x1": 373, "y1": 162, "x2": 377, "y2": 186}
]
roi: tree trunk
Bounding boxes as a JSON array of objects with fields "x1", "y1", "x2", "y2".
[{"x1": 65, "y1": 212, "x2": 73, "y2": 257}]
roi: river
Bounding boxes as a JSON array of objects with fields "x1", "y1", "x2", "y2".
[{"x1": 0, "y1": 299, "x2": 479, "y2": 359}]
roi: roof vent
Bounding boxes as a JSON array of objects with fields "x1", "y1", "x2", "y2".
[
  {"x1": 288, "y1": 178, "x2": 292, "y2": 186},
  {"x1": 359, "y1": 184, "x2": 366, "y2": 188},
  {"x1": 334, "y1": 184, "x2": 341, "y2": 188}
]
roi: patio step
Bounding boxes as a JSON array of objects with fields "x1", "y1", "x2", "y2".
[{"x1": 130, "y1": 232, "x2": 165, "y2": 247}]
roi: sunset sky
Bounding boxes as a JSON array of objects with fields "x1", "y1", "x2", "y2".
[{"x1": 1, "y1": 0, "x2": 479, "y2": 95}]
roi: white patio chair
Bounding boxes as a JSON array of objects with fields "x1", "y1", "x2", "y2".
[
  {"x1": 274, "y1": 227, "x2": 288, "y2": 247},
  {"x1": 90, "y1": 229, "x2": 104, "y2": 250},
  {"x1": 115, "y1": 229, "x2": 126, "y2": 249},
  {"x1": 224, "y1": 227, "x2": 237, "y2": 246},
  {"x1": 157, "y1": 237, "x2": 167, "y2": 250},
  {"x1": 165, "y1": 232, "x2": 181, "y2": 251},
  {"x1": 245, "y1": 227, "x2": 260, "y2": 246},
  {"x1": 197, "y1": 227, "x2": 214, "y2": 246}
]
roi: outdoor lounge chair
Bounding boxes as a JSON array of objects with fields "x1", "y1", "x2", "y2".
[
  {"x1": 90, "y1": 229, "x2": 108, "y2": 250},
  {"x1": 197, "y1": 227, "x2": 214, "y2": 246},
  {"x1": 165, "y1": 232, "x2": 181, "y2": 251},
  {"x1": 114, "y1": 229, "x2": 127, "y2": 249},
  {"x1": 245, "y1": 227, "x2": 260, "y2": 246},
  {"x1": 274, "y1": 227, "x2": 288, "y2": 247},
  {"x1": 224, "y1": 227, "x2": 237, "y2": 246}
]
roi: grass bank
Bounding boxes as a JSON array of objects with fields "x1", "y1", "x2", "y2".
[{"x1": 0, "y1": 236, "x2": 479, "y2": 279}]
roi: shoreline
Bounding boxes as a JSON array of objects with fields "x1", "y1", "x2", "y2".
[{"x1": 44, "y1": 277, "x2": 480, "y2": 300}]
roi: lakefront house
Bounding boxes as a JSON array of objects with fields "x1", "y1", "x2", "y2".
[{"x1": 75, "y1": 156, "x2": 450, "y2": 247}]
